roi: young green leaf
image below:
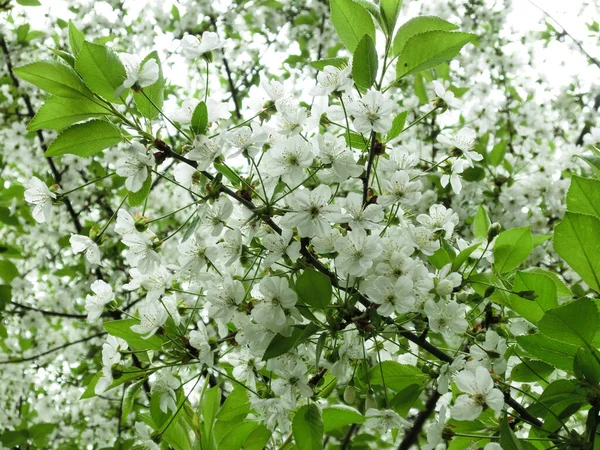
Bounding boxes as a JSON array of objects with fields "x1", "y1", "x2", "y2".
[
  {"x1": 68, "y1": 20, "x2": 85, "y2": 55},
  {"x1": 352, "y1": 34, "x2": 378, "y2": 90},
  {"x1": 45, "y1": 119, "x2": 122, "y2": 157},
  {"x1": 309, "y1": 57, "x2": 349, "y2": 71},
  {"x1": 75, "y1": 41, "x2": 127, "y2": 103},
  {"x1": 473, "y1": 205, "x2": 491, "y2": 240},
  {"x1": 379, "y1": 0, "x2": 402, "y2": 35},
  {"x1": 553, "y1": 212, "x2": 600, "y2": 292},
  {"x1": 133, "y1": 51, "x2": 164, "y2": 120},
  {"x1": 510, "y1": 359, "x2": 554, "y2": 382},
  {"x1": 330, "y1": 0, "x2": 376, "y2": 52},
  {"x1": 128, "y1": 174, "x2": 152, "y2": 207},
  {"x1": 499, "y1": 415, "x2": 525, "y2": 450},
  {"x1": 391, "y1": 16, "x2": 459, "y2": 57},
  {"x1": 191, "y1": 101, "x2": 208, "y2": 135},
  {"x1": 27, "y1": 95, "x2": 110, "y2": 131},
  {"x1": 385, "y1": 111, "x2": 407, "y2": 141},
  {"x1": 396, "y1": 31, "x2": 475, "y2": 79},
  {"x1": 263, "y1": 323, "x2": 319, "y2": 360},
  {"x1": 13, "y1": 59, "x2": 93, "y2": 99},
  {"x1": 292, "y1": 404, "x2": 323, "y2": 450}
]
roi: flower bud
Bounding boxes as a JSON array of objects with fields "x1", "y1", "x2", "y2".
[
  {"x1": 365, "y1": 392, "x2": 377, "y2": 410},
  {"x1": 488, "y1": 222, "x2": 501, "y2": 242},
  {"x1": 343, "y1": 385, "x2": 356, "y2": 404}
]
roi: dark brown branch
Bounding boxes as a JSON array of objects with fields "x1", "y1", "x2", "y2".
[
  {"x1": 10, "y1": 301, "x2": 87, "y2": 319},
  {"x1": 398, "y1": 390, "x2": 441, "y2": 450}
]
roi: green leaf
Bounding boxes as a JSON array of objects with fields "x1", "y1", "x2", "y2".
[
  {"x1": 566, "y1": 175, "x2": 600, "y2": 218},
  {"x1": 386, "y1": 111, "x2": 407, "y2": 141},
  {"x1": 391, "y1": 16, "x2": 459, "y2": 57},
  {"x1": 292, "y1": 404, "x2": 323, "y2": 450},
  {"x1": 574, "y1": 347, "x2": 600, "y2": 385},
  {"x1": 369, "y1": 361, "x2": 426, "y2": 391},
  {"x1": 122, "y1": 380, "x2": 145, "y2": 422},
  {"x1": 45, "y1": 119, "x2": 122, "y2": 157},
  {"x1": 396, "y1": 31, "x2": 475, "y2": 79},
  {"x1": 538, "y1": 298, "x2": 598, "y2": 347},
  {"x1": 499, "y1": 415, "x2": 525, "y2": 450},
  {"x1": 577, "y1": 154, "x2": 600, "y2": 174},
  {"x1": 27, "y1": 95, "x2": 110, "y2": 131},
  {"x1": 263, "y1": 323, "x2": 319, "y2": 360},
  {"x1": 510, "y1": 359, "x2": 554, "y2": 382},
  {"x1": 379, "y1": 0, "x2": 402, "y2": 35},
  {"x1": 451, "y1": 242, "x2": 480, "y2": 272},
  {"x1": 488, "y1": 141, "x2": 508, "y2": 166},
  {"x1": 75, "y1": 41, "x2": 126, "y2": 103},
  {"x1": 128, "y1": 174, "x2": 152, "y2": 207},
  {"x1": 13, "y1": 59, "x2": 92, "y2": 99},
  {"x1": 524, "y1": 268, "x2": 572, "y2": 298},
  {"x1": 217, "y1": 388, "x2": 250, "y2": 422},
  {"x1": 509, "y1": 271, "x2": 558, "y2": 323},
  {"x1": 191, "y1": 101, "x2": 208, "y2": 135},
  {"x1": 243, "y1": 424, "x2": 271, "y2": 450},
  {"x1": 352, "y1": 34, "x2": 378, "y2": 90},
  {"x1": 473, "y1": 205, "x2": 491, "y2": 240},
  {"x1": 413, "y1": 73, "x2": 428, "y2": 104},
  {"x1": 309, "y1": 57, "x2": 349, "y2": 71},
  {"x1": 0, "y1": 260, "x2": 19, "y2": 283},
  {"x1": 68, "y1": 21, "x2": 85, "y2": 55},
  {"x1": 330, "y1": 0, "x2": 376, "y2": 52},
  {"x1": 103, "y1": 319, "x2": 163, "y2": 351},
  {"x1": 219, "y1": 421, "x2": 259, "y2": 450},
  {"x1": 493, "y1": 226, "x2": 533, "y2": 273},
  {"x1": 322, "y1": 405, "x2": 365, "y2": 432},
  {"x1": 201, "y1": 385, "x2": 221, "y2": 435},
  {"x1": 0, "y1": 284, "x2": 12, "y2": 311},
  {"x1": 517, "y1": 334, "x2": 577, "y2": 373},
  {"x1": 16, "y1": 0, "x2": 41, "y2": 5},
  {"x1": 296, "y1": 268, "x2": 332, "y2": 309},
  {"x1": 29, "y1": 423, "x2": 56, "y2": 448},
  {"x1": 133, "y1": 52, "x2": 164, "y2": 120},
  {"x1": 389, "y1": 384, "x2": 423, "y2": 416},
  {"x1": 554, "y1": 212, "x2": 600, "y2": 292}
]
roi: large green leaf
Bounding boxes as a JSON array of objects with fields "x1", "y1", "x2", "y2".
[
  {"x1": 27, "y1": 95, "x2": 110, "y2": 131},
  {"x1": 499, "y1": 415, "x2": 525, "y2": 450},
  {"x1": 330, "y1": 0, "x2": 376, "y2": 52},
  {"x1": 537, "y1": 298, "x2": 598, "y2": 347},
  {"x1": 509, "y1": 271, "x2": 558, "y2": 323},
  {"x1": 566, "y1": 175, "x2": 600, "y2": 218},
  {"x1": 369, "y1": 361, "x2": 426, "y2": 391},
  {"x1": 517, "y1": 334, "x2": 577, "y2": 373},
  {"x1": 75, "y1": 41, "x2": 127, "y2": 103},
  {"x1": 352, "y1": 34, "x2": 378, "y2": 90},
  {"x1": 13, "y1": 59, "x2": 92, "y2": 99},
  {"x1": 216, "y1": 388, "x2": 250, "y2": 422},
  {"x1": 296, "y1": 268, "x2": 332, "y2": 309},
  {"x1": 396, "y1": 30, "x2": 475, "y2": 79},
  {"x1": 391, "y1": 16, "x2": 459, "y2": 56},
  {"x1": 554, "y1": 212, "x2": 600, "y2": 292},
  {"x1": 322, "y1": 405, "x2": 365, "y2": 432},
  {"x1": 292, "y1": 404, "x2": 323, "y2": 450},
  {"x1": 510, "y1": 359, "x2": 554, "y2": 382},
  {"x1": 68, "y1": 20, "x2": 85, "y2": 55},
  {"x1": 103, "y1": 319, "x2": 163, "y2": 351},
  {"x1": 133, "y1": 51, "x2": 164, "y2": 119},
  {"x1": 45, "y1": 119, "x2": 122, "y2": 157},
  {"x1": 493, "y1": 226, "x2": 533, "y2": 274}
]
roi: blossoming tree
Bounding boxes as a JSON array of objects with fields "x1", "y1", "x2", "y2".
[{"x1": 1, "y1": 0, "x2": 600, "y2": 449}]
